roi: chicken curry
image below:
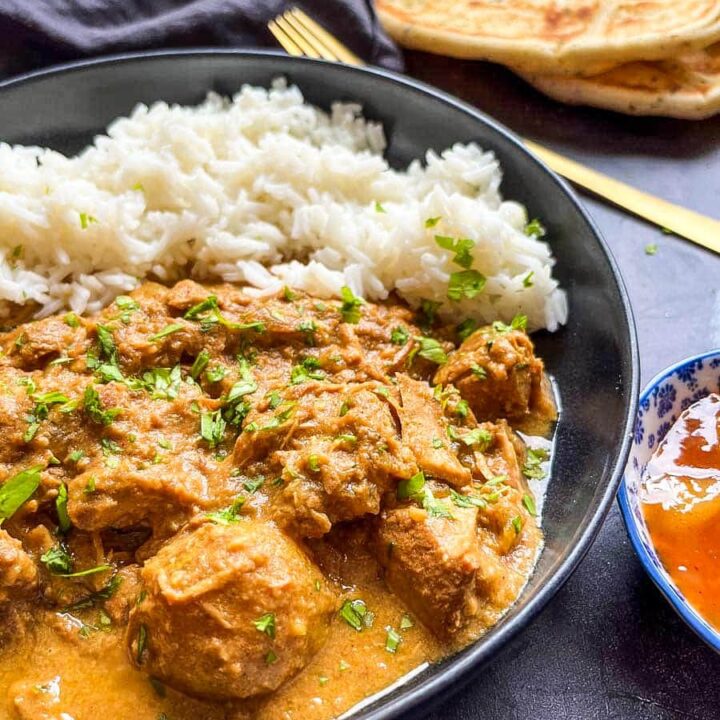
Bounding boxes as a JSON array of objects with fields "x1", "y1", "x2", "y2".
[{"x1": 0, "y1": 280, "x2": 555, "y2": 719}]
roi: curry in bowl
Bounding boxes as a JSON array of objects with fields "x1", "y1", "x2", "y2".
[{"x1": 0, "y1": 281, "x2": 554, "y2": 719}]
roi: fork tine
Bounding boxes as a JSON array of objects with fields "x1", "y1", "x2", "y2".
[
  {"x1": 268, "y1": 20, "x2": 304, "y2": 57},
  {"x1": 282, "y1": 10, "x2": 340, "y2": 62},
  {"x1": 289, "y1": 8, "x2": 364, "y2": 66},
  {"x1": 275, "y1": 16, "x2": 322, "y2": 59}
]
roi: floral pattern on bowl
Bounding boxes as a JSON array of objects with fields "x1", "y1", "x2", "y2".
[{"x1": 619, "y1": 350, "x2": 720, "y2": 654}]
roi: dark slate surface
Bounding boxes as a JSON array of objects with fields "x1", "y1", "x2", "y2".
[{"x1": 404, "y1": 52, "x2": 720, "y2": 720}]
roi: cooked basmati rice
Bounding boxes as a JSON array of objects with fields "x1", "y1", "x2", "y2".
[{"x1": 0, "y1": 79, "x2": 567, "y2": 331}]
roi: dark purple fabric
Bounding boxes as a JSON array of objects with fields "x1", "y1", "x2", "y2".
[{"x1": 0, "y1": 0, "x2": 403, "y2": 79}]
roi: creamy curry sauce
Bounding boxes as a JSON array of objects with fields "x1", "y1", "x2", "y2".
[
  {"x1": 642, "y1": 393, "x2": 720, "y2": 631},
  {"x1": 0, "y1": 280, "x2": 554, "y2": 720}
]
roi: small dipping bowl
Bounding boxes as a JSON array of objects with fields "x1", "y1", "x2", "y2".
[{"x1": 619, "y1": 349, "x2": 720, "y2": 653}]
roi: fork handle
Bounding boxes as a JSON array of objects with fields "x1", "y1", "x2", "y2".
[{"x1": 524, "y1": 140, "x2": 720, "y2": 254}]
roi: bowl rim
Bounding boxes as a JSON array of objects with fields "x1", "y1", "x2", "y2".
[
  {"x1": 618, "y1": 349, "x2": 720, "y2": 654},
  {"x1": 0, "y1": 49, "x2": 641, "y2": 718}
]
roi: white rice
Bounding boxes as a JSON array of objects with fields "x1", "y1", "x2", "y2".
[{"x1": 0, "y1": 78, "x2": 567, "y2": 331}]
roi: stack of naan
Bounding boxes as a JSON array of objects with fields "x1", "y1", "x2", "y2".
[{"x1": 376, "y1": 0, "x2": 720, "y2": 119}]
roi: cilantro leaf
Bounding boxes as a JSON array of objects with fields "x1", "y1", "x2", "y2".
[
  {"x1": 339, "y1": 286, "x2": 364, "y2": 324},
  {"x1": 0, "y1": 465, "x2": 44, "y2": 524},
  {"x1": 435, "y1": 235, "x2": 475, "y2": 269},
  {"x1": 448, "y1": 270, "x2": 486, "y2": 301}
]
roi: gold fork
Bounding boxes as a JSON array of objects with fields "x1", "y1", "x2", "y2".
[{"x1": 268, "y1": 8, "x2": 720, "y2": 254}]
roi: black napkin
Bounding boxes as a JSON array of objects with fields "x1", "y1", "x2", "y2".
[{"x1": 0, "y1": 0, "x2": 404, "y2": 80}]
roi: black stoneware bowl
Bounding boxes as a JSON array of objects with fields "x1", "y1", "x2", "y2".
[{"x1": 0, "y1": 50, "x2": 639, "y2": 719}]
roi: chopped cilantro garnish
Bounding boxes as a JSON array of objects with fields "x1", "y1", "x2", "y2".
[
  {"x1": 458, "y1": 427, "x2": 492, "y2": 451},
  {"x1": 492, "y1": 314, "x2": 528, "y2": 333},
  {"x1": 100, "y1": 437, "x2": 121, "y2": 456},
  {"x1": 339, "y1": 286, "x2": 364, "y2": 324},
  {"x1": 307, "y1": 454, "x2": 321, "y2": 472},
  {"x1": 397, "y1": 471, "x2": 425, "y2": 501},
  {"x1": 253, "y1": 612, "x2": 276, "y2": 639},
  {"x1": 412, "y1": 336, "x2": 447, "y2": 365},
  {"x1": 385, "y1": 627, "x2": 402, "y2": 653},
  {"x1": 266, "y1": 391, "x2": 282, "y2": 410},
  {"x1": 184, "y1": 295, "x2": 219, "y2": 320},
  {"x1": 149, "y1": 324, "x2": 183, "y2": 342},
  {"x1": 298, "y1": 319, "x2": 317, "y2": 344},
  {"x1": 200, "y1": 409, "x2": 226, "y2": 448},
  {"x1": 205, "y1": 365, "x2": 227, "y2": 383},
  {"x1": 522, "y1": 271, "x2": 535, "y2": 288},
  {"x1": 291, "y1": 357, "x2": 326, "y2": 385},
  {"x1": 421, "y1": 488, "x2": 454, "y2": 519},
  {"x1": 97, "y1": 363, "x2": 124, "y2": 383},
  {"x1": 450, "y1": 489, "x2": 487, "y2": 509},
  {"x1": 374, "y1": 200, "x2": 386, "y2": 213},
  {"x1": 83, "y1": 385, "x2": 121, "y2": 426},
  {"x1": 64, "y1": 313, "x2": 80, "y2": 328},
  {"x1": 390, "y1": 326, "x2": 410, "y2": 345},
  {"x1": 522, "y1": 493, "x2": 537, "y2": 516},
  {"x1": 56, "y1": 483, "x2": 71, "y2": 533},
  {"x1": 41, "y1": 544, "x2": 73, "y2": 574},
  {"x1": 79, "y1": 212, "x2": 98, "y2": 229},
  {"x1": 242, "y1": 476, "x2": 265, "y2": 493},
  {"x1": 470, "y1": 363, "x2": 487, "y2": 379},
  {"x1": 339, "y1": 599, "x2": 370, "y2": 632},
  {"x1": 185, "y1": 295, "x2": 265, "y2": 334},
  {"x1": 524, "y1": 218, "x2": 546, "y2": 238},
  {"x1": 59, "y1": 563, "x2": 112, "y2": 579},
  {"x1": 190, "y1": 349, "x2": 210, "y2": 380},
  {"x1": 0, "y1": 465, "x2": 44, "y2": 524},
  {"x1": 425, "y1": 216, "x2": 441, "y2": 228},
  {"x1": 140, "y1": 366, "x2": 183, "y2": 400},
  {"x1": 435, "y1": 235, "x2": 475, "y2": 269},
  {"x1": 206, "y1": 495, "x2": 245, "y2": 524},
  {"x1": 136, "y1": 624, "x2": 148, "y2": 664},
  {"x1": 24, "y1": 390, "x2": 73, "y2": 443},
  {"x1": 511, "y1": 515, "x2": 523, "y2": 534},
  {"x1": 455, "y1": 399, "x2": 469, "y2": 418},
  {"x1": 283, "y1": 286, "x2": 298, "y2": 301},
  {"x1": 523, "y1": 447, "x2": 549, "y2": 479},
  {"x1": 265, "y1": 650, "x2": 278, "y2": 665},
  {"x1": 448, "y1": 269, "x2": 486, "y2": 301}
]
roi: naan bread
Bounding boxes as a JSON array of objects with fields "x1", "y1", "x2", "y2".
[
  {"x1": 516, "y1": 43, "x2": 720, "y2": 119},
  {"x1": 376, "y1": 0, "x2": 720, "y2": 76}
]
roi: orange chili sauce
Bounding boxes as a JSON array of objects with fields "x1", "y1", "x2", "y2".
[{"x1": 641, "y1": 393, "x2": 720, "y2": 631}]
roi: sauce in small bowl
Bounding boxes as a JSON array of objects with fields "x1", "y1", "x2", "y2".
[{"x1": 619, "y1": 351, "x2": 720, "y2": 652}]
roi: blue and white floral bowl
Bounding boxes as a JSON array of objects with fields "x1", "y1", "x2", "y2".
[{"x1": 619, "y1": 350, "x2": 720, "y2": 653}]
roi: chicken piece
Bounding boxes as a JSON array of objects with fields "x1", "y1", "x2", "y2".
[
  {"x1": 396, "y1": 374, "x2": 471, "y2": 487},
  {"x1": 4, "y1": 316, "x2": 88, "y2": 370},
  {"x1": 434, "y1": 325, "x2": 555, "y2": 425},
  {"x1": 126, "y1": 519, "x2": 335, "y2": 700},
  {"x1": 376, "y1": 504, "x2": 481, "y2": 636},
  {"x1": 66, "y1": 379, "x2": 225, "y2": 539},
  {"x1": 375, "y1": 480, "x2": 541, "y2": 638},
  {"x1": 0, "y1": 529, "x2": 37, "y2": 604},
  {"x1": 234, "y1": 383, "x2": 417, "y2": 538}
]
